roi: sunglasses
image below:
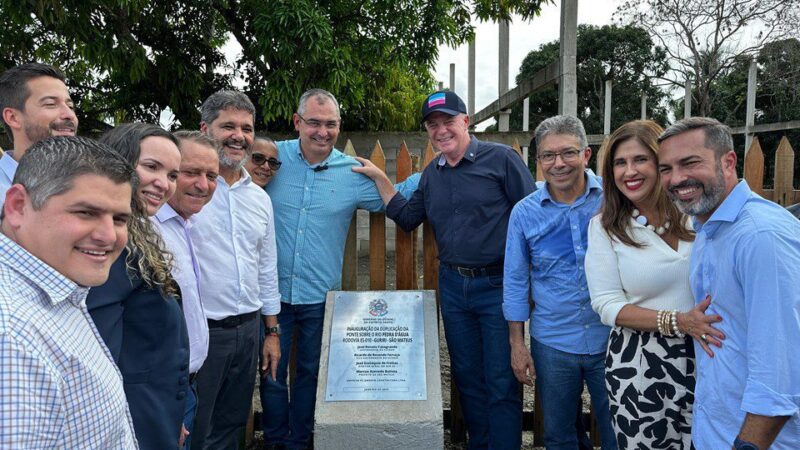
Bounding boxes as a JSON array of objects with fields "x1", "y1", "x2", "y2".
[{"x1": 251, "y1": 153, "x2": 282, "y2": 170}]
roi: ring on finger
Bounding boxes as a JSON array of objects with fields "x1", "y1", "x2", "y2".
[{"x1": 700, "y1": 333, "x2": 708, "y2": 342}]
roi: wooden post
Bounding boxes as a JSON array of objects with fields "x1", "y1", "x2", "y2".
[
  {"x1": 773, "y1": 137, "x2": 795, "y2": 206},
  {"x1": 369, "y1": 141, "x2": 387, "y2": 289},
  {"x1": 395, "y1": 142, "x2": 416, "y2": 290},
  {"x1": 684, "y1": 78, "x2": 692, "y2": 118},
  {"x1": 422, "y1": 141, "x2": 439, "y2": 301},
  {"x1": 604, "y1": 80, "x2": 612, "y2": 135},
  {"x1": 640, "y1": 93, "x2": 647, "y2": 120},
  {"x1": 745, "y1": 59, "x2": 757, "y2": 153},
  {"x1": 743, "y1": 137, "x2": 765, "y2": 197},
  {"x1": 341, "y1": 140, "x2": 359, "y2": 290},
  {"x1": 559, "y1": 0, "x2": 578, "y2": 116},
  {"x1": 468, "y1": 39, "x2": 476, "y2": 119},
  {"x1": 449, "y1": 63, "x2": 456, "y2": 92}
]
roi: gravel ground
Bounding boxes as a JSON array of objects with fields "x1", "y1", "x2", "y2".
[{"x1": 248, "y1": 254, "x2": 593, "y2": 449}]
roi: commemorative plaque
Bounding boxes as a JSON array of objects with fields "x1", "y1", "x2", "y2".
[{"x1": 325, "y1": 291, "x2": 426, "y2": 401}]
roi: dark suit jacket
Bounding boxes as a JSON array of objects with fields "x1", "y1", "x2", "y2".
[{"x1": 87, "y1": 249, "x2": 190, "y2": 450}]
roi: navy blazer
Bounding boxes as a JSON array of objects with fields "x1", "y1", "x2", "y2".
[{"x1": 87, "y1": 249, "x2": 190, "y2": 450}]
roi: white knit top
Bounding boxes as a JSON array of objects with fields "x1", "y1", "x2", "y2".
[{"x1": 585, "y1": 214, "x2": 695, "y2": 327}]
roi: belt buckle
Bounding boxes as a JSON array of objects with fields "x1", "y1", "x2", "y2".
[{"x1": 457, "y1": 267, "x2": 475, "y2": 277}]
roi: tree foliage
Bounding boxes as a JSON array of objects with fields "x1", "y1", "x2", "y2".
[
  {"x1": 615, "y1": 0, "x2": 800, "y2": 116},
  {"x1": 0, "y1": 0, "x2": 551, "y2": 132},
  {"x1": 509, "y1": 24, "x2": 670, "y2": 135}
]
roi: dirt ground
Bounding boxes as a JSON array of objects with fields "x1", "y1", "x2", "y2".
[{"x1": 248, "y1": 254, "x2": 593, "y2": 449}]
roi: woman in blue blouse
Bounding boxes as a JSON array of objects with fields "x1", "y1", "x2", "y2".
[{"x1": 86, "y1": 123, "x2": 189, "y2": 449}]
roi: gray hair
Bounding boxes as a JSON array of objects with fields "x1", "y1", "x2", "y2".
[
  {"x1": 297, "y1": 88, "x2": 340, "y2": 118},
  {"x1": 174, "y1": 129, "x2": 218, "y2": 152},
  {"x1": 255, "y1": 136, "x2": 275, "y2": 146},
  {"x1": 658, "y1": 117, "x2": 734, "y2": 158},
  {"x1": 199, "y1": 90, "x2": 255, "y2": 126},
  {"x1": 533, "y1": 115, "x2": 588, "y2": 153},
  {"x1": 13, "y1": 136, "x2": 137, "y2": 210}
]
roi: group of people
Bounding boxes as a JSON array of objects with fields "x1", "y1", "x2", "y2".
[{"x1": 0, "y1": 61, "x2": 797, "y2": 450}]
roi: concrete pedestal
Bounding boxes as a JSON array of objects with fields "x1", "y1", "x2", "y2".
[{"x1": 314, "y1": 290, "x2": 443, "y2": 449}]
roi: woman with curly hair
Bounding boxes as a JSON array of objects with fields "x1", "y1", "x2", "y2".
[
  {"x1": 87, "y1": 123, "x2": 189, "y2": 450},
  {"x1": 585, "y1": 120, "x2": 723, "y2": 449}
]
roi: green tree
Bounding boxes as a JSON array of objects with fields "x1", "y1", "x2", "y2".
[
  {"x1": 509, "y1": 24, "x2": 670, "y2": 135},
  {"x1": 0, "y1": 0, "x2": 551, "y2": 132}
]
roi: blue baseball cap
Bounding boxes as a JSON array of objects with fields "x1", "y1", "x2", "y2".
[{"x1": 421, "y1": 90, "x2": 467, "y2": 122}]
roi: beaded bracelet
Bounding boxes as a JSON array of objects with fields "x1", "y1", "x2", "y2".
[{"x1": 671, "y1": 310, "x2": 686, "y2": 338}]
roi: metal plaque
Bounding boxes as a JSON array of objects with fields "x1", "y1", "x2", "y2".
[{"x1": 325, "y1": 291, "x2": 427, "y2": 401}]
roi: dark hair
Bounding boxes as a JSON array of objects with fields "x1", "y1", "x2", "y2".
[
  {"x1": 99, "y1": 122, "x2": 180, "y2": 298},
  {"x1": 99, "y1": 123, "x2": 179, "y2": 167},
  {"x1": 13, "y1": 135, "x2": 136, "y2": 210},
  {"x1": 599, "y1": 120, "x2": 694, "y2": 248},
  {"x1": 199, "y1": 90, "x2": 255, "y2": 126},
  {"x1": 658, "y1": 116, "x2": 734, "y2": 158},
  {"x1": 0, "y1": 63, "x2": 67, "y2": 138}
]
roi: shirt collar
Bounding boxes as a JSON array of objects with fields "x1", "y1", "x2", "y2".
[
  {"x1": 437, "y1": 135, "x2": 479, "y2": 167},
  {"x1": 154, "y1": 203, "x2": 189, "y2": 226},
  {"x1": 692, "y1": 180, "x2": 751, "y2": 235},
  {"x1": 538, "y1": 169, "x2": 602, "y2": 205},
  {"x1": 0, "y1": 232, "x2": 82, "y2": 305},
  {"x1": 0, "y1": 151, "x2": 18, "y2": 181},
  {"x1": 295, "y1": 139, "x2": 337, "y2": 169}
]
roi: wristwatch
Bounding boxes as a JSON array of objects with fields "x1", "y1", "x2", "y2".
[
  {"x1": 266, "y1": 324, "x2": 281, "y2": 336},
  {"x1": 733, "y1": 437, "x2": 760, "y2": 450}
]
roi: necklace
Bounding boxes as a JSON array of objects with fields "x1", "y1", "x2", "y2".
[{"x1": 632, "y1": 208, "x2": 671, "y2": 236}]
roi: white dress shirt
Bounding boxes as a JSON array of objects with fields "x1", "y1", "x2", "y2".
[
  {"x1": 585, "y1": 215, "x2": 695, "y2": 326},
  {"x1": 0, "y1": 151, "x2": 18, "y2": 210},
  {"x1": 190, "y1": 170, "x2": 281, "y2": 319},
  {"x1": 152, "y1": 204, "x2": 209, "y2": 374}
]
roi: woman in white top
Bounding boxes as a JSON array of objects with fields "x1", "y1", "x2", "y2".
[{"x1": 586, "y1": 120, "x2": 723, "y2": 449}]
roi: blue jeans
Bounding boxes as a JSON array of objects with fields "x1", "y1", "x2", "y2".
[
  {"x1": 182, "y1": 380, "x2": 197, "y2": 450},
  {"x1": 439, "y1": 266, "x2": 522, "y2": 450},
  {"x1": 531, "y1": 338, "x2": 617, "y2": 450},
  {"x1": 261, "y1": 302, "x2": 325, "y2": 450}
]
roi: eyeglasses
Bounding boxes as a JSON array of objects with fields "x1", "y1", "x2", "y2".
[
  {"x1": 537, "y1": 148, "x2": 583, "y2": 164},
  {"x1": 251, "y1": 153, "x2": 282, "y2": 170},
  {"x1": 297, "y1": 114, "x2": 340, "y2": 130}
]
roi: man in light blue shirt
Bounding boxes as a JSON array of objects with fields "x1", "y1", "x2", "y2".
[
  {"x1": 263, "y1": 88, "x2": 418, "y2": 450},
  {"x1": 503, "y1": 115, "x2": 616, "y2": 450},
  {"x1": 659, "y1": 117, "x2": 800, "y2": 450},
  {"x1": 0, "y1": 63, "x2": 78, "y2": 208}
]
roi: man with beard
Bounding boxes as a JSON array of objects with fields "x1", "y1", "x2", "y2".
[
  {"x1": 189, "y1": 90, "x2": 281, "y2": 450},
  {"x1": 245, "y1": 137, "x2": 281, "y2": 187},
  {"x1": 658, "y1": 117, "x2": 800, "y2": 450},
  {"x1": 0, "y1": 63, "x2": 78, "y2": 207}
]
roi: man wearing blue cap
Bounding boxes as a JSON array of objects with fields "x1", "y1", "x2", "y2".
[{"x1": 354, "y1": 90, "x2": 535, "y2": 449}]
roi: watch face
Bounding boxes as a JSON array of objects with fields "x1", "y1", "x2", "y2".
[{"x1": 734, "y1": 438, "x2": 759, "y2": 450}]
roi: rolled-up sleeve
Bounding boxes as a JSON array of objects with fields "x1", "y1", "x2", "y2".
[
  {"x1": 585, "y1": 218, "x2": 627, "y2": 327},
  {"x1": 736, "y1": 231, "x2": 800, "y2": 417},
  {"x1": 503, "y1": 205, "x2": 532, "y2": 322},
  {"x1": 259, "y1": 196, "x2": 281, "y2": 316}
]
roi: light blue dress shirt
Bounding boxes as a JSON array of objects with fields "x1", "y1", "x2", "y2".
[
  {"x1": 191, "y1": 170, "x2": 281, "y2": 319},
  {"x1": 690, "y1": 181, "x2": 800, "y2": 449},
  {"x1": 152, "y1": 204, "x2": 208, "y2": 374},
  {"x1": 0, "y1": 151, "x2": 18, "y2": 210},
  {"x1": 503, "y1": 170, "x2": 610, "y2": 355},
  {"x1": 266, "y1": 139, "x2": 419, "y2": 304},
  {"x1": 0, "y1": 233, "x2": 137, "y2": 449}
]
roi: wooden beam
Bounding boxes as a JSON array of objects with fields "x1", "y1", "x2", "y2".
[{"x1": 472, "y1": 61, "x2": 559, "y2": 126}]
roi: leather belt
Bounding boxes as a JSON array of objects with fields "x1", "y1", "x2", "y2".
[
  {"x1": 207, "y1": 311, "x2": 259, "y2": 329},
  {"x1": 443, "y1": 263, "x2": 503, "y2": 278}
]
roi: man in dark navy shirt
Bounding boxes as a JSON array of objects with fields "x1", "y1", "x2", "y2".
[{"x1": 354, "y1": 90, "x2": 535, "y2": 450}]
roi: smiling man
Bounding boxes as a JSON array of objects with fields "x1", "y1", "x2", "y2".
[
  {"x1": 263, "y1": 88, "x2": 419, "y2": 450},
  {"x1": 354, "y1": 90, "x2": 534, "y2": 449},
  {"x1": 0, "y1": 63, "x2": 78, "y2": 208},
  {"x1": 152, "y1": 130, "x2": 219, "y2": 449},
  {"x1": 0, "y1": 136, "x2": 137, "y2": 448},
  {"x1": 658, "y1": 117, "x2": 800, "y2": 450},
  {"x1": 190, "y1": 90, "x2": 281, "y2": 450}
]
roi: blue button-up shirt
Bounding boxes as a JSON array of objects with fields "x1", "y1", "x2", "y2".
[
  {"x1": 0, "y1": 233, "x2": 137, "y2": 449},
  {"x1": 386, "y1": 136, "x2": 535, "y2": 267},
  {"x1": 266, "y1": 139, "x2": 419, "y2": 304},
  {"x1": 503, "y1": 170, "x2": 609, "y2": 355},
  {"x1": 0, "y1": 151, "x2": 18, "y2": 210},
  {"x1": 690, "y1": 181, "x2": 800, "y2": 449}
]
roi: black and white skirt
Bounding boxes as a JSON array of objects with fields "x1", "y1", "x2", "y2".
[{"x1": 604, "y1": 327, "x2": 696, "y2": 450}]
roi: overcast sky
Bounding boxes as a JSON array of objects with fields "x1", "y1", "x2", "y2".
[{"x1": 437, "y1": 0, "x2": 621, "y2": 129}]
